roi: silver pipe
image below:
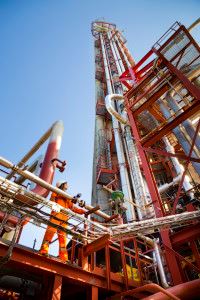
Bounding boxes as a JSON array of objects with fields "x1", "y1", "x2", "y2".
[
  {"x1": 100, "y1": 33, "x2": 136, "y2": 221},
  {"x1": 111, "y1": 210, "x2": 200, "y2": 232},
  {"x1": 161, "y1": 137, "x2": 194, "y2": 197},
  {"x1": 114, "y1": 33, "x2": 135, "y2": 66},
  {"x1": 165, "y1": 91, "x2": 200, "y2": 154},
  {"x1": 159, "y1": 100, "x2": 200, "y2": 175},
  {"x1": 116, "y1": 33, "x2": 197, "y2": 186},
  {"x1": 0, "y1": 175, "x2": 108, "y2": 233},
  {"x1": 107, "y1": 32, "x2": 154, "y2": 219},
  {"x1": 136, "y1": 234, "x2": 169, "y2": 288},
  {"x1": 0, "y1": 156, "x2": 111, "y2": 221},
  {"x1": 105, "y1": 94, "x2": 153, "y2": 219},
  {"x1": 105, "y1": 94, "x2": 127, "y2": 124}
]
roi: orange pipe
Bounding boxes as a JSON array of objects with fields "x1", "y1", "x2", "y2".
[{"x1": 143, "y1": 279, "x2": 200, "y2": 300}]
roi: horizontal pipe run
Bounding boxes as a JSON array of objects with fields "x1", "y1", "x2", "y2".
[
  {"x1": 0, "y1": 156, "x2": 112, "y2": 221},
  {"x1": 0, "y1": 176, "x2": 108, "y2": 234}
]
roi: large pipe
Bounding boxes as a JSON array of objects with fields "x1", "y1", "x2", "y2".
[
  {"x1": 0, "y1": 176, "x2": 109, "y2": 235},
  {"x1": 115, "y1": 32, "x2": 135, "y2": 66},
  {"x1": 6, "y1": 124, "x2": 53, "y2": 180},
  {"x1": 165, "y1": 91, "x2": 200, "y2": 154},
  {"x1": 30, "y1": 120, "x2": 64, "y2": 198},
  {"x1": 6, "y1": 121, "x2": 64, "y2": 201},
  {"x1": 107, "y1": 32, "x2": 154, "y2": 219},
  {"x1": 143, "y1": 278, "x2": 200, "y2": 300},
  {"x1": 105, "y1": 94, "x2": 153, "y2": 219},
  {"x1": 105, "y1": 94, "x2": 127, "y2": 124},
  {"x1": 159, "y1": 137, "x2": 194, "y2": 196},
  {"x1": 100, "y1": 33, "x2": 136, "y2": 221},
  {"x1": 104, "y1": 34, "x2": 169, "y2": 286},
  {"x1": 136, "y1": 235, "x2": 169, "y2": 288},
  {"x1": 0, "y1": 156, "x2": 112, "y2": 221},
  {"x1": 159, "y1": 100, "x2": 200, "y2": 175}
]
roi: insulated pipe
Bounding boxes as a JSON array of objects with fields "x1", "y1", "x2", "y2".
[
  {"x1": 100, "y1": 33, "x2": 136, "y2": 221},
  {"x1": 159, "y1": 100, "x2": 200, "y2": 175},
  {"x1": 160, "y1": 137, "x2": 194, "y2": 197},
  {"x1": 158, "y1": 174, "x2": 182, "y2": 194},
  {"x1": 108, "y1": 31, "x2": 154, "y2": 219},
  {"x1": 165, "y1": 91, "x2": 200, "y2": 154},
  {"x1": 105, "y1": 94, "x2": 127, "y2": 124},
  {"x1": 111, "y1": 210, "x2": 200, "y2": 233},
  {"x1": 0, "y1": 176, "x2": 109, "y2": 234},
  {"x1": 105, "y1": 94, "x2": 152, "y2": 219},
  {"x1": 115, "y1": 33, "x2": 135, "y2": 66},
  {"x1": 0, "y1": 156, "x2": 112, "y2": 221},
  {"x1": 137, "y1": 234, "x2": 169, "y2": 288}
]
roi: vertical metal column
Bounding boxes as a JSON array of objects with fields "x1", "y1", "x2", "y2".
[{"x1": 51, "y1": 274, "x2": 62, "y2": 300}]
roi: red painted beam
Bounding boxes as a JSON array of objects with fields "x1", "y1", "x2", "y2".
[
  {"x1": 141, "y1": 146, "x2": 200, "y2": 164},
  {"x1": 51, "y1": 274, "x2": 62, "y2": 300},
  {"x1": 171, "y1": 223, "x2": 200, "y2": 246},
  {"x1": 83, "y1": 234, "x2": 110, "y2": 256},
  {"x1": 153, "y1": 52, "x2": 200, "y2": 101},
  {"x1": 141, "y1": 101, "x2": 200, "y2": 147},
  {"x1": 0, "y1": 242, "x2": 128, "y2": 292}
]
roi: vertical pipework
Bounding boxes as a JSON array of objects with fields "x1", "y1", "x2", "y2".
[
  {"x1": 115, "y1": 33, "x2": 135, "y2": 66},
  {"x1": 166, "y1": 91, "x2": 200, "y2": 154},
  {"x1": 107, "y1": 31, "x2": 154, "y2": 219},
  {"x1": 162, "y1": 137, "x2": 194, "y2": 196},
  {"x1": 159, "y1": 100, "x2": 200, "y2": 175},
  {"x1": 100, "y1": 33, "x2": 136, "y2": 221}
]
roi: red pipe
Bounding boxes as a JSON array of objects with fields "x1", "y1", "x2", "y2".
[
  {"x1": 0, "y1": 121, "x2": 64, "y2": 227},
  {"x1": 143, "y1": 279, "x2": 200, "y2": 300},
  {"x1": 108, "y1": 283, "x2": 180, "y2": 300},
  {"x1": 30, "y1": 120, "x2": 64, "y2": 199}
]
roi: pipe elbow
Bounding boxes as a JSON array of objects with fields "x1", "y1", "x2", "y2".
[{"x1": 105, "y1": 94, "x2": 127, "y2": 125}]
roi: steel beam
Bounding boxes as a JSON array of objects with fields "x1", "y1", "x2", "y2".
[
  {"x1": 171, "y1": 223, "x2": 200, "y2": 246},
  {"x1": 172, "y1": 119, "x2": 200, "y2": 214},
  {"x1": 0, "y1": 242, "x2": 133, "y2": 293},
  {"x1": 51, "y1": 274, "x2": 62, "y2": 300},
  {"x1": 152, "y1": 50, "x2": 200, "y2": 101},
  {"x1": 83, "y1": 234, "x2": 110, "y2": 256},
  {"x1": 141, "y1": 146, "x2": 200, "y2": 164},
  {"x1": 141, "y1": 101, "x2": 200, "y2": 147},
  {"x1": 127, "y1": 108, "x2": 164, "y2": 217},
  {"x1": 161, "y1": 229, "x2": 183, "y2": 285}
]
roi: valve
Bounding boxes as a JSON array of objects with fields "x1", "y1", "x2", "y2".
[
  {"x1": 109, "y1": 190, "x2": 126, "y2": 215},
  {"x1": 78, "y1": 199, "x2": 85, "y2": 208},
  {"x1": 72, "y1": 193, "x2": 82, "y2": 204},
  {"x1": 51, "y1": 158, "x2": 67, "y2": 172}
]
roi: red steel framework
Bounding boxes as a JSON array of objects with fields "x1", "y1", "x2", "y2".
[
  {"x1": 120, "y1": 22, "x2": 200, "y2": 285},
  {"x1": 0, "y1": 21, "x2": 200, "y2": 300}
]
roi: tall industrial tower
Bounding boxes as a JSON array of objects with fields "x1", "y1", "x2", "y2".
[
  {"x1": 91, "y1": 21, "x2": 152, "y2": 222},
  {"x1": 91, "y1": 20, "x2": 200, "y2": 285}
]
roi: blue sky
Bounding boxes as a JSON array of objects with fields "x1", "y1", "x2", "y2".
[{"x1": 0, "y1": 0, "x2": 199, "y2": 250}]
